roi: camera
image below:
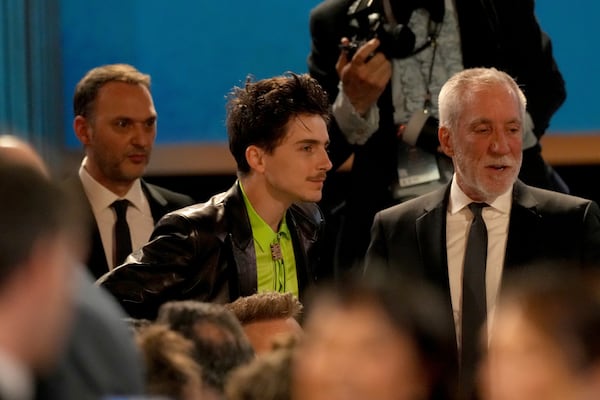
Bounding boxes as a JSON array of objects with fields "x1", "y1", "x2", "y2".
[{"x1": 343, "y1": 0, "x2": 444, "y2": 60}]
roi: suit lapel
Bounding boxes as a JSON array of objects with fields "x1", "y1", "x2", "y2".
[
  {"x1": 504, "y1": 181, "x2": 541, "y2": 273},
  {"x1": 223, "y1": 183, "x2": 257, "y2": 297},
  {"x1": 285, "y1": 209, "x2": 313, "y2": 296},
  {"x1": 415, "y1": 185, "x2": 457, "y2": 350},
  {"x1": 141, "y1": 180, "x2": 169, "y2": 222},
  {"x1": 416, "y1": 186, "x2": 452, "y2": 296},
  {"x1": 64, "y1": 175, "x2": 110, "y2": 279}
]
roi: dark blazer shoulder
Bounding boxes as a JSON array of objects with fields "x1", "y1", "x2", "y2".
[
  {"x1": 153, "y1": 183, "x2": 250, "y2": 246},
  {"x1": 61, "y1": 174, "x2": 88, "y2": 203},
  {"x1": 290, "y1": 202, "x2": 325, "y2": 227},
  {"x1": 141, "y1": 180, "x2": 195, "y2": 215},
  {"x1": 514, "y1": 180, "x2": 597, "y2": 212},
  {"x1": 158, "y1": 189, "x2": 228, "y2": 231},
  {"x1": 35, "y1": 268, "x2": 145, "y2": 399},
  {"x1": 376, "y1": 185, "x2": 448, "y2": 222},
  {"x1": 505, "y1": 181, "x2": 600, "y2": 270}
]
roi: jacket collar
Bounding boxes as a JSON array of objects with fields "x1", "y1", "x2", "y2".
[
  {"x1": 221, "y1": 181, "x2": 322, "y2": 296},
  {"x1": 221, "y1": 181, "x2": 254, "y2": 250},
  {"x1": 416, "y1": 184, "x2": 452, "y2": 293},
  {"x1": 504, "y1": 180, "x2": 542, "y2": 269},
  {"x1": 141, "y1": 180, "x2": 169, "y2": 221},
  {"x1": 417, "y1": 179, "x2": 544, "y2": 276},
  {"x1": 222, "y1": 181, "x2": 324, "y2": 248}
]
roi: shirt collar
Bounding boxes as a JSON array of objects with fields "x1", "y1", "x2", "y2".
[
  {"x1": 79, "y1": 157, "x2": 146, "y2": 213},
  {"x1": 239, "y1": 182, "x2": 289, "y2": 252},
  {"x1": 0, "y1": 348, "x2": 33, "y2": 400},
  {"x1": 448, "y1": 174, "x2": 512, "y2": 215}
]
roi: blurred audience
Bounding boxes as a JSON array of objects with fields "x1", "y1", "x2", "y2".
[
  {"x1": 480, "y1": 267, "x2": 600, "y2": 400},
  {"x1": 0, "y1": 135, "x2": 146, "y2": 399},
  {"x1": 0, "y1": 135, "x2": 50, "y2": 176},
  {"x1": 226, "y1": 345, "x2": 295, "y2": 400},
  {"x1": 156, "y1": 300, "x2": 255, "y2": 400},
  {"x1": 292, "y1": 268, "x2": 458, "y2": 400},
  {"x1": 123, "y1": 317, "x2": 153, "y2": 335},
  {"x1": 0, "y1": 151, "x2": 78, "y2": 400},
  {"x1": 135, "y1": 323, "x2": 204, "y2": 400},
  {"x1": 225, "y1": 292, "x2": 304, "y2": 355}
]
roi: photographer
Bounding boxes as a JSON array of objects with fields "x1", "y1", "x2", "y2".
[{"x1": 308, "y1": 0, "x2": 568, "y2": 275}]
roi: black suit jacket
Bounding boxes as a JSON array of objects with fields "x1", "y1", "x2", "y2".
[
  {"x1": 64, "y1": 175, "x2": 195, "y2": 279},
  {"x1": 98, "y1": 182, "x2": 326, "y2": 320},
  {"x1": 35, "y1": 268, "x2": 145, "y2": 400},
  {"x1": 366, "y1": 180, "x2": 600, "y2": 342},
  {"x1": 308, "y1": 0, "x2": 567, "y2": 271}
]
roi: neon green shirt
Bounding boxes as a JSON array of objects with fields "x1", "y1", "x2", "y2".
[{"x1": 240, "y1": 182, "x2": 299, "y2": 296}]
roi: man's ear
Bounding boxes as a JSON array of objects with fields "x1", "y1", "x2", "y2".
[
  {"x1": 73, "y1": 116, "x2": 91, "y2": 145},
  {"x1": 245, "y1": 145, "x2": 265, "y2": 173},
  {"x1": 438, "y1": 126, "x2": 454, "y2": 157}
]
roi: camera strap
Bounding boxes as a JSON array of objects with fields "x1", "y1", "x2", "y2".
[
  {"x1": 382, "y1": 0, "x2": 398, "y2": 25},
  {"x1": 423, "y1": 19, "x2": 441, "y2": 112}
]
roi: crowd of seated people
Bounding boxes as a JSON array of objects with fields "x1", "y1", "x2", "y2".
[
  {"x1": 2, "y1": 17, "x2": 600, "y2": 397},
  {"x1": 114, "y1": 265, "x2": 600, "y2": 400},
  {"x1": 2, "y1": 131, "x2": 600, "y2": 400}
]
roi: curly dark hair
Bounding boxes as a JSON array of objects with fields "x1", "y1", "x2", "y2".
[{"x1": 226, "y1": 72, "x2": 330, "y2": 174}]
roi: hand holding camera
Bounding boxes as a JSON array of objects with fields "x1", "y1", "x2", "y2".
[
  {"x1": 344, "y1": 0, "x2": 443, "y2": 61},
  {"x1": 336, "y1": 37, "x2": 392, "y2": 116}
]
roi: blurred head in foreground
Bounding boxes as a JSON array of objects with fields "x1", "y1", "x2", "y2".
[
  {"x1": 481, "y1": 266, "x2": 600, "y2": 400},
  {"x1": 292, "y1": 268, "x2": 458, "y2": 400}
]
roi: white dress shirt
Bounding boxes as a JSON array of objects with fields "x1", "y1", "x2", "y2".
[
  {"x1": 79, "y1": 160, "x2": 154, "y2": 270},
  {"x1": 0, "y1": 349, "x2": 33, "y2": 400},
  {"x1": 446, "y1": 176, "x2": 512, "y2": 347}
]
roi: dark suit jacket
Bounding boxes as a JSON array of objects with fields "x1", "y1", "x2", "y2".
[
  {"x1": 35, "y1": 268, "x2": 145, "y2": 400},
  {"x1": 366, "y1": 180, "x2": 600, "y2": 344},
  {"x1": 98, "y1": 182, "x2": 326, "y2": 320},
  {"x1": 308, "y1": 0, "x2": 567, "y2": 271},
  {"x1": 64, "y1": 175, "x2": 195, "y2": 279}
]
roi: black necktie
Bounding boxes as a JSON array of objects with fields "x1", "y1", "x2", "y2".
[
  {"x1": 460, "y1": 202, "x2": 488, "y2": 398},
  {"x1": 111, "y1": 199, "x2": 132, "y2": 267}
]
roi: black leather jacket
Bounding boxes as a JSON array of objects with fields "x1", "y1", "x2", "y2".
[{"x1": 98, "y1": 182, "x2": 325, "y2": 320}]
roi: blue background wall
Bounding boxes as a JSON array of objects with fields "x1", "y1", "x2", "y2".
[
  {"x1": 535, "y1": 2, "x2": 597, "y2": 133},
  {"x1": 60, "y1": 1, "x2": 599, "y2": 147}
]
